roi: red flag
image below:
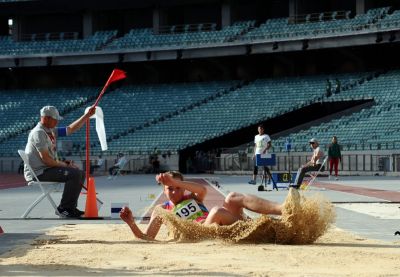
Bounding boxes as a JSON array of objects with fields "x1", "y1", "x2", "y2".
[
  {"x1": 104, "y1": 69, "x2": 127, "y2": 88},
  {"x1": 93, "y1": 69, "x2": 127, "y2": 107}
]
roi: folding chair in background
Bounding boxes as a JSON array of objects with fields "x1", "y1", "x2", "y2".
[
  {"x1": 300, "y1": 156, "x2": 328, "y2": 190},
  {"x1": 111, "y1": 159, "x2": 128, "y2": 180},
  {"x1": 18, "y1": 149, "x2": 63, "y2": 218}
]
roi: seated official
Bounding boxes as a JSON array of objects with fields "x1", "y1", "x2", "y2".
[
  {"x1": 90, "y1": 155, "x2": 104, "y2": 174},
  {"x1": 293, "y1": 138, "x2": 325, "y2": 189},
  {"x1": 108, "y1": 153, "x2": 127, "y2": 176}
]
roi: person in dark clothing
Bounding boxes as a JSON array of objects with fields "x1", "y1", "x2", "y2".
[
  {"x1": 326, "y1": 79, "x2": 332, "y2": 97},
  {"x1": 334, "y1": 78, "x2": 341, "y2": 94},
  {"x1": 328, "y1": 136, "x2": 341, "y2": 180}
]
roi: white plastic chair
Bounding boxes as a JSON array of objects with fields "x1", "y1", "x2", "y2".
[
  {"x1": 18, "y1": 149, "x2": 63, "y2": 218},
  {"x1": 111, "y1": 158, "x2": 128, "y2": 179},
  {"x1": 302, "y1": 156, "x2": 328, "y2": 190}
]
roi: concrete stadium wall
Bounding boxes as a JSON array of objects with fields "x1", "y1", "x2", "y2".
[{"x1": 0, "y1": 154, "x2": 179, "y2": 174}]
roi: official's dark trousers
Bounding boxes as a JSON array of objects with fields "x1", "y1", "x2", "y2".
[
  {"x1": 296, "y1": 164, "x2": 323, "y2": 186},
  {"x1": 37, "y1": 167, "x2": 84, "y2": 210}
]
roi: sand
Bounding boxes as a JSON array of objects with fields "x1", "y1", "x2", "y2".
[
  {"x1": 0, "y1": 191, "x2": 399, "y2": 277},
  {"x1": 156, "y1": 189, "x2": 336, "y2": 244},
  {"x1": 1, "y1": 224, "x2": 399, "y2": 277}
]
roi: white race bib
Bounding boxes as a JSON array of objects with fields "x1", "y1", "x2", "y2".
[{"x1": 173, "y1": 199, "x2": 204, "y2": 220}]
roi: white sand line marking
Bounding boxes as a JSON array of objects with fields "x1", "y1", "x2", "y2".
[
  {"x1": 202, "y1": 177, "x2": 229, "y2": 197},
  {"x1": 139, "y1": 190, "x2": 164, "y2": 221},
  {"x1": 202, "y1": 177, "x2": 260, "y2": 219},
  {"x1": 335, "y1": 203, "x2": 400, "y2": 219}
]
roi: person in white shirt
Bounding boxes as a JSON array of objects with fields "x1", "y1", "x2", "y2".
[
  {"x1": 293, "y1": 138, "x2": 325, "y2": 188},
  {"x1": 248, "y1": 124, "x2": 271, "y2": 185},
  {"x1": 108, "y1": 153, "x2": 127, "y2": 176},
  {"x1": 90, "y1": 155, "x2": 104, "y2": 174}
]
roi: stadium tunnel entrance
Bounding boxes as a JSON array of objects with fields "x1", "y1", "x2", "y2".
[{"x1": 178, "y1": 98, "x2": 374, "y2": 173}]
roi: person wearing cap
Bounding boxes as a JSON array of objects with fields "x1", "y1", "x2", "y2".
[
  {"x1": 23, "y1": 105, "x2": 96, "y2": 218},
  {"x1": 293, "y1": 138, "x2": 325, "y2": 189},
  {"x1": 108, "y1": 152, "x2": 127, "y2": 177},
  {"x1": 90, "y1": 155, "x2": 104, "y2": 174}
]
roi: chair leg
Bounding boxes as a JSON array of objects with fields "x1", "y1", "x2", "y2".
[
  {"x1": 21, "y1": 193, "x2": 48, "y2": 218},
  {"x1": 22, "y1": 187, "x2": 59, "y2": 218},
  {"x1": 307, "y1": 175, "x2": 317, "y2": 187},
  {"x1": 293, "y1": 168, "x2": 302, "y2": 186},
  {"x1": 307, "y1": 169, "x2": 324, "y2": 188},
  {"x1": 40, "y1": 185, "x2": 58, "y2": 213},
  {"x1": 112, "y1": 170, "x2": 120, "y2": 179},
  {"x1": 45, "y1": 191, "x2": 59, "y2": 211}
]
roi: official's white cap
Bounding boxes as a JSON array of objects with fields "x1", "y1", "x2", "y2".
[
  {"x1": 309, "y1": 138, "x2": 319, "y2": 144},
  {"x1": 40, "y1": 106, "x2": 63, "y2": 120}
]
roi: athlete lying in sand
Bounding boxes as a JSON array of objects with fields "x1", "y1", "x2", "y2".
[{"x1": 120, "y1": 171, "x2": 299, "y2": 241}]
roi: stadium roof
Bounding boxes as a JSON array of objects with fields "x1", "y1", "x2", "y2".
[{"x1": 0, "y1": 0, "x2": 222, "y2": 14}]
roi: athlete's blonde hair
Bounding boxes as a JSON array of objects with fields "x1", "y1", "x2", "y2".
[{"x1": 157, "y1": 171, "x2": 184, "y2": 185}]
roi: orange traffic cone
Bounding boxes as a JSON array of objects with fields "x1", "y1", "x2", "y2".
[{"x1": 84, "y1": 177, "x2": 100, "y2": 218}]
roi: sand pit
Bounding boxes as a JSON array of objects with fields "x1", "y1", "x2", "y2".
[
  {"x1": 1, "y1": 223, "x2": 399, "y2": 277},
  {"x1": 155, "y1": 189, "x2": 336, "y2": 244},
  {"x1": 0, "y1": 191, "x2": 398, "y2": 276}
]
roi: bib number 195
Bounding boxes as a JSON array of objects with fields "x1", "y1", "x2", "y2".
[{"x1": 173, "y1": 199, "x2": 202, "y2": 220}]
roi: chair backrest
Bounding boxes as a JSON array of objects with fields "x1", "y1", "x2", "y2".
[
  {"x1": 321, "y1": 156, "x2": 328, "y2": 167},
  {"x1": 119, "y1": 158, "x2": 128, "y2": 170},
  {"x1": 18, "y1": 149, "x2": 39, "y2": 182}
]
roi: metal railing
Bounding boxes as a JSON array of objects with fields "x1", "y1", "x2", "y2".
[
  {"x1": 158, "y1": 23, "x2": 217, "y2": 34},
  {"x1": 212, "y1": 153, "x2": 396, "y2": 173},
  {"x1": 1, "y1": 152, "x2": 398, "y2": 174}
]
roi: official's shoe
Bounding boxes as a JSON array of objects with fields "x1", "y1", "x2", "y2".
[
  {"x1": 289, "y1": 184, "x2": 300, "y2": 189},
  {"x1": 74, "y1": 208, "x2": 85, "y2": 216},
  {"x1": 56, "y1": 207, "x2": 83, "y2": 218},
  {"x1": 248, "y1": 180, "x2": 256, "y2": 185}
]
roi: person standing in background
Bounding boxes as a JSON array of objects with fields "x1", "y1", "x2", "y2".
[
  {"x1": 328, "y1": 136, "x2": 341, "y2": 180},
  {"x1": 248, "y1": 124, "x2": 271, "y2": 185}
]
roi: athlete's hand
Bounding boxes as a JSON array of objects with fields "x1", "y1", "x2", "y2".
[
  {"x1": 120, "y1": 206, "x2": 134, "y2": 224},
  {"x1": 155, "y1": 173, "x2": 174, "y2": 186}
]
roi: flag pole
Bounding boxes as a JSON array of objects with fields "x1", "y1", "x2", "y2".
[
  {"x1": 86, "y1": 118, "x2": 90, "y2": 189},
  {"x1": 86, "y1": 69, "x2": 126, "y2": 188},
  {"x1": 93, "y1": 85, "x2": 108, "y2": 108},
  {"x1": 93, "y1": 69, "x2": 126, "y2": 108}
]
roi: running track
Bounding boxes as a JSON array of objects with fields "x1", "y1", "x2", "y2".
[
  {"x1": 313, "y1": 181, "x2": 400, "y2": 202},
  {"x1": 1, "y1": 174, "x2": 399, "y2": 203},
  {"x1": 0, "y1": 174, "x2": 26, "y2": 190}
]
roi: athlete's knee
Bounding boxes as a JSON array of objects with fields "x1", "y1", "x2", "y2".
[
  {"x1": 210, "y1": 206, "x2": 225, "y2": 214},
  {"x1": 205, "y1": 206, "x2": 223, "y2": 223},
  {"x1": 224, "y1": 192, "x2": 244, "y2": 206}
]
